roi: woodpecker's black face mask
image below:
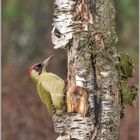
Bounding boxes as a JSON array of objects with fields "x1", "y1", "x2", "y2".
[{"x1": 34, "y1": 63, "x2": 43, "y2": 75}]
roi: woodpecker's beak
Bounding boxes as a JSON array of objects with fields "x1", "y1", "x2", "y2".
[
  {"x1": 42, "y1": 55, "x2": 54, "y2": 71},
  {"x1": 43, "y1": 55, "x2": 54, "y2": 64}
]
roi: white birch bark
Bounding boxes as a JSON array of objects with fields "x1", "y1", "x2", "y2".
[{"x1": 51, "y1": 0, "x2": 120, "y2": 140}]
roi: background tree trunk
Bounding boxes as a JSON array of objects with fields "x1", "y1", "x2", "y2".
[{"x1": 52, "y1": 0, "x2": 120, "y2": 140}]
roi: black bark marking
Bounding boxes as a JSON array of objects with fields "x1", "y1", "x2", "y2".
[{"x1": 91, "y1": 54, "x2": 101, "y2": 125}]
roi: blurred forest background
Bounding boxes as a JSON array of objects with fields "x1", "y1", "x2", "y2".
[{"x1": 2, "y1": 0, "x2": 138, "y2": 140}]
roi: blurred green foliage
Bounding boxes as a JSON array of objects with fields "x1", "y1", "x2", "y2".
[
  {"x1": 118, "y1": 0, "x2": 137, "y2": 21},
  {"x1": 4, "y1": 0, "x2": 19, "y2": 22},
  {"x1": 117, "y1": 0, "x2": 138, "y2": 63}
]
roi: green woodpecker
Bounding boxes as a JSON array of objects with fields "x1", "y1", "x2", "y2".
[{"x1": 29, "y1": 56, "x2": 65, "y2": 115}]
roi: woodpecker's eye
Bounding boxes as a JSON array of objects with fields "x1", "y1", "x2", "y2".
[
  {"x1": 34, "y1": 63, "x2": 43, "y2": 74},
  {"x1": 34, "y1": 63, "x2": 42, "y2": 70}
]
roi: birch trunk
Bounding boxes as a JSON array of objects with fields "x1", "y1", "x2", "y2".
[{"x1": 51, "y1": 0, "x2": 121, "y2": 140}]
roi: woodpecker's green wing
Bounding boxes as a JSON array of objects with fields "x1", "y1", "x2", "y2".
[
  {"x1": 40, "y1": 72, "x2": 65, "y2": 114},
  {"x1": 37, "y1": 81, "x2": 55, "y2": 114}
]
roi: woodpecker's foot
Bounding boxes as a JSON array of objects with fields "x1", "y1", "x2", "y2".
[{"x1": 55, "y1": 110, "x2": 63, "y2": 115}]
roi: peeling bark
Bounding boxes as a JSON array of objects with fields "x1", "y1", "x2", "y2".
[
  {"x1": 51, "y1": 0, "x2": 75, "y2": 49},
  {"x1": 52, "y1": 0, "x2": 120, "y2": 140}
]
